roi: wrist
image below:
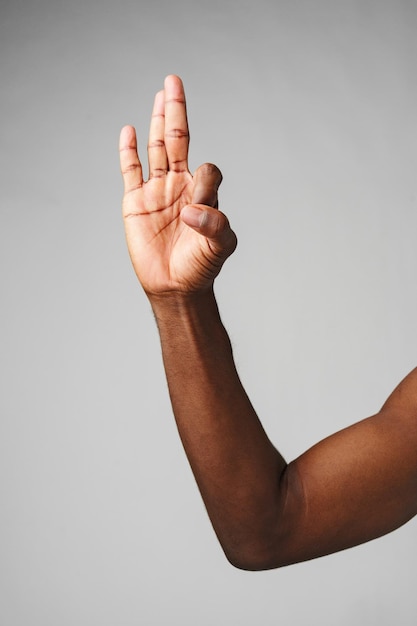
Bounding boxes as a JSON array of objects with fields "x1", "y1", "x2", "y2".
[
  {"x1": 149, "y1": 287, "x2": 228, "y2": 342},
  {"x1": 149, "y1": 287, "x2": 216, "y2": 317}
]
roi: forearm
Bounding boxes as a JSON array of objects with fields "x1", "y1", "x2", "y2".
[{"x1": 150, "y1": 288, "x2": 292, "y2": 569}]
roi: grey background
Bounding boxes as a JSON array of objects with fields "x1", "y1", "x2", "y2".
[{"x1": 1, "y1": 0, "x2": 417, "y2": 624}]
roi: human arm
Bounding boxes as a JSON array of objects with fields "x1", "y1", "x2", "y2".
[
  {"x1": 149, "y1": 293, "x2": 417, "y2": 570},
  {"x1": 119, "y1": 76, "x2": 417, "y2": 570}
]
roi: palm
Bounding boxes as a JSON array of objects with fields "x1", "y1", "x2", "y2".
[
  {"x1": 123, "y1": 172, "x2": 213, "y2": 293},
  {"x1": 120, "y1": 77, "x2": 225, "y2": 295}
]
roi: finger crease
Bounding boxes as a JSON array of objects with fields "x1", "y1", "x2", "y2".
[
  {"x1": 150, "y1": 169, "x2": 168, "y2": 178},
  {"x1": 125, "y1": 183, "x2": 144, "y2": 194},
  {"x1": 165, "y1": 98, "x2": 186, "y2": 105},
  {"x1": 165, "y1": 129, "x2": 189, "y2": 139},
  {"x1": 122, "y1": 163, "x2": 141, "y2": 173},
  {"x1": 170, "y1": 159, "x2": 188, "y2": 173}
]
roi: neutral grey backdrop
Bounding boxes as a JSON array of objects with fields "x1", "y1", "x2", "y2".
[{"x1": 1, "y1": 0, "x2": 417, "y2": 624}]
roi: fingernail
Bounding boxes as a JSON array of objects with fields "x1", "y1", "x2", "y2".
[{"x1": 182, "y1": 205, "x2": 206, "y2": 228}]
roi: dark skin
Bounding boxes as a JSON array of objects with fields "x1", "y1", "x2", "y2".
[{"x1": 119, "y1": 75, "x2": 417, "y2": 570}]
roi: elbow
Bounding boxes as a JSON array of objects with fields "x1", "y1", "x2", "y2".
[
  {"x1": 223, "y1": 546, "x2": 267, "y2": 571},
  {"x1": 224, "y1": 552, "x2": 283, "y2": 572},
  {"x1": 223, "y1": 546, "x2": 290, "y2": 572},
  {"x1": 217, "y1": 464, "x2": 305, "y2": 571},
  {"x1": 219, "y1": 533, "x2": 293, "y2": 571}
]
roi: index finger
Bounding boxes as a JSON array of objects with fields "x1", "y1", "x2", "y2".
[
  {"x1": 192, "y1": 163, "x2": 223, "y2": 208},
  {"x1": 164, "y1": 75, "x2": 190, "y2": 173}
]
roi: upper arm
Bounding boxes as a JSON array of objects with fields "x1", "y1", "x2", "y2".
[{"x1": 276, "y1": 406, "x2": 417, "y2": 566}]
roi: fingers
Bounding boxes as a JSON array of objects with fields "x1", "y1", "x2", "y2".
[
  {"x1": 192, "y1": 163, "x2": 223, "y2": 208},
  {"x1": 164, "y1": 75, "x2": 190, "y2": 173},
  {"x1": 183, "y1": 161, "x2": 234, "y2": 254},
  {"x1": 123, "y1": 76, "x2": 189, "y2": 186},
  {"x1": 181, "y1": 204, "x2": 237, "y2": 257},
  {"x1": 119, "y1": 125, "x2": 143, "y2": 193},
  {"x1": 148, "y1": 90, "x2": 168, "y2": 178},
  {"x1": 119, "y1": 76, "x2": 197, "y2": 193}
]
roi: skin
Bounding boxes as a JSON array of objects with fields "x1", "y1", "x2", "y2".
[{"x1": 119, "y1": 75, "x2": 417, "y2": 570}]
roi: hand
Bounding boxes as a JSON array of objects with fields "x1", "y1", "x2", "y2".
[{"x1": 119, "y1": 75, "x2": 237, "y2": 296}]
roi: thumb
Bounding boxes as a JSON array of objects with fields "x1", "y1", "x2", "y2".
[{"x1": 181, "y1": 204, "x2": 237, "y2": 257}]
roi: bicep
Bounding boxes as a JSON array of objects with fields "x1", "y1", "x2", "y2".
[{"x1": 278, "y1": 409, "x2": 417, "y2": 565}]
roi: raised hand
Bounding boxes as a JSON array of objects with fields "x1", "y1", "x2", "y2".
[{"x1": 119, "y1": 75, "x2": 237, "y2": 296}]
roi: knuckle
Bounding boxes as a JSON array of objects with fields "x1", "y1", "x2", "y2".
[
  {"x1": 207, "y1": 211, "x2": 226, "y2": 236},
  {"x1": 165, "y1": 97, "x2": 186, "y2": 105},
  {"x1": 170, "y1": 159, "x2": 188, "y2": 173},
  {"x1": 165, "y1": 129, "x2": 189, "y2": 140},
  {"x1": 150, "y1": 168, "x2": 167, "y2": 178},
  {"x1": 122, "y1": 162, "x2": 141, "y2": 174},
  {"x1": 213, "y1": 213, "x2": 224, "y2": 235},
  {"x1": 119, "y1": 144, "x2": 136, "y2": 153}
]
